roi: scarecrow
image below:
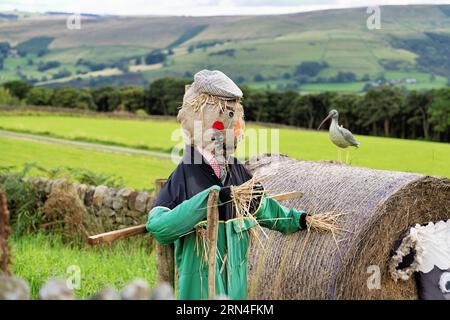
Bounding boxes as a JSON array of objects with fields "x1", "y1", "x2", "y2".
[{"x1": 146, "y1": 70, "x2": 308, "y2": 300}]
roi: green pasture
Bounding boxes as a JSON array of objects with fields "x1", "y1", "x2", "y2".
[
  {"x1": 299, "y1": 82, "x2": 366, "y2": 93},
  {"x1": 0, "y1": 135, "x2": 176, "y2": 190},
  {"x1": 1, "y1": 113, "x2": 449, "y2": 177},
  {"x1": 11, "y1": 232, "x2": 156, "y2": 299},
  {"x1": 0, "y1": 114, "x2": 180, "y2": 153},
  {"x1": 41, "y1": 46, "x2": 150, "y2": 64}
]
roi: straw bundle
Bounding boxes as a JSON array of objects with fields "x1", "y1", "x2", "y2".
[
  {"x1": 230, "y1": 176, "x2": 345, "y2": 240},
  {"x1": 244, "y1": 154, "x2": 450, "y2": 300}
]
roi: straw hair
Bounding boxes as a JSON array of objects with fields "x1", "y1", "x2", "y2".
[
  {"x1": 185, "y1": 92, "x2": 243, "y2": 114},
  {"x1": 245, "y1": 154, "x2": 450, "y2": 300}
]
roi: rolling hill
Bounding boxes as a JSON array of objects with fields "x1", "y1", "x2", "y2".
[{"x1": 0, "y1": 5, "x2": 450, "y2": 92}]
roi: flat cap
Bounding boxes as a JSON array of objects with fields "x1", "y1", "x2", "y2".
[{"x1": 192, "y1": 69, "x2": 243, "y2": 100}]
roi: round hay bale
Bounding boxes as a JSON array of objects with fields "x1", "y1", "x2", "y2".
[{"x1": 245, "y1": 154, "x2": 450, "y2": 300}]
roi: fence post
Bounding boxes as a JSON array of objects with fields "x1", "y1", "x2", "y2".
[
  {"x1": 0, "y1": 187, "x2": 11, "y2": 276},
  {"x1": 153, "y1": 179, "x2": 175, "y2": 289}
]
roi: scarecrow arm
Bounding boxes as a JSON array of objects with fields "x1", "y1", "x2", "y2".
[
  {"x1": 146, "y1": 185, "x2": 220, "y2": 245},
  {"x1": 254, "y1": 196, "x2": 307, "y2": 235}
]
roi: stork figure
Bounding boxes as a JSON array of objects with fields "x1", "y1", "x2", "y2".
[{"x1": 318, "y1": 109, "x2": 360, "y2": 164}]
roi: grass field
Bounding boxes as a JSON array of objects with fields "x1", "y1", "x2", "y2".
[
  {"x1": 11, "y1": 232, "x2": 156, "y2": 299},
  {"x1": 1, "y1": 113, "x2": 449, "y2": 177},
  {"x1": 0, "y1": 135, "x2": 176, "y2": 190},
  {"x1": 0, "y1": 114, "x2": 180, "y2": 153}
]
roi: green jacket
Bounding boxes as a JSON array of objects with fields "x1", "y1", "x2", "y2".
[{"x1": 146, "y1": 185, "x2": 305, "y2": 299}]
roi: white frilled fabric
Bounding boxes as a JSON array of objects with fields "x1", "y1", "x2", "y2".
[
  {"x1": 389, "y1": 219, "x2": 450, "y2": 281},
  {"x1": 411, "y1": 219, "x2": 450, "y2": 273}
]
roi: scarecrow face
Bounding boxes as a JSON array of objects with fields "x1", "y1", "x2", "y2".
[
  {"x1": 389, "y1": 220, "x2": 450, "y2": 300},
  {"x1": 177, "y1": 85, "x2": 245, "y2": 156}
]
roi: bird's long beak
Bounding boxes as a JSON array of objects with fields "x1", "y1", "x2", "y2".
[{"x1": 318, "y1": 114, "x2": 332, "y2": 130}]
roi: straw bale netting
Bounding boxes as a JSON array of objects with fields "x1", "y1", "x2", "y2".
[{"x1": 245, "y1": 154, "x2": 450, "y2": 300}]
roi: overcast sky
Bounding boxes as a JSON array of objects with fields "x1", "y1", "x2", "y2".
[{"x1": 1, "y1": 0, "x2": 449, "y2": 16}]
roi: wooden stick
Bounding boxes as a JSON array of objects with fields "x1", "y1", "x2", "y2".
[
  {"x1": 270, "y1": 191, "x2": 303, "y2": 202},
  {"x1": 87, "y1": 224, "x2": 146, "y2": 245},
  {"x1": 206, "y1": 189, "x2": 219, "y2": 299},
  {"x1": 87, "y1": 190, "x2": 303, "y2": 245}
]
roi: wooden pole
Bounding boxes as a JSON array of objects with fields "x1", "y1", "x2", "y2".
[
  {"x1": 0, "y1": 187, "x2": 11, "y2": 275},
  {"x1": 206, "y1": 189, "x2": 219, "y2": 299},
  {"x1": 153, "y1": 179, "x2": 175, "y2": 289},
  {"x1": 88, "y1": 225, "x2": 146, "y2": 245}
]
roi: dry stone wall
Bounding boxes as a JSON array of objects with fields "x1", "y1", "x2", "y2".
[{"x1": 29, "y1": 177, "x2": 154, "y2": 231}]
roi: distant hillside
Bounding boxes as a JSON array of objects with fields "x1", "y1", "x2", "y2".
[{"x1": 0, "y1": 5, "x2": 449, "y2": 92}]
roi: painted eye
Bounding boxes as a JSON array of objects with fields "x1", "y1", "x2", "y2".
[
  {"x1": 439, "y1": 272, "x2": 450, "y2": 294},
  {"x1": 228, "y1": 111, "x2": 234, "y2": 118}
]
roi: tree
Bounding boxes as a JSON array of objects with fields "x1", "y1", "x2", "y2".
[
  {"x1": 294, "y1": 61, "x2": 328, "y2": 78},
  {"x1": 0, "y1": 42, "x2": 10, "y2": 71},
  {"x1": 269, "y1": 90, "x2": 298, "y2": 125},
  {"x1": 37, "y1": 60, "x2": 61, "y2": 72},
  {"x1": 145, "y1": 50, "x2": 166, "y2": 65},
  {"x1": 428, "y1": 88, "x2": 450, "y2": 141},
  {"x1": 51, "y1": 87, "x2": 95, "y2": 110},
  {"x1": 117, "y1": 87, "x2": 145, "y2": 112},
  {"x1": 243, "y1": 91, "x2": 269, "y2": 122},
  {"x1": 25, "y1": 87, "x2": 53, "y2": 106},
  {"x1": 405, "y1": 90, "x2": 433, "y2": 139},
  {"x1": 145, "y1": 77, "x2": 191, "y2": 115},
  {"x1": 91, "y1": 87, "x2": 121, "y2": 112},
  {"x1": 288, "y1": 94, "x2": 312, "y2": 127},
  {"x1": 333, "y1": 71, "x2": 357, "y2": 83},
  {"x1": 254, "y1": 74, "x2": 265, "y2": 82},
  {"x1": 0, "y1": 87, "x2": 21, "y2": 106},
  {"x1": 52, "y1": 69, "x2": 72, "y2": 80},
  {"x1": 361, "y1": 86, "x2": 404, "y2": 136},
  {"x1": 0, "y1": 42, "x2": 10, "y2": 56},
  {"x1": 2, "y1": 80, "x2": 32, "y2": 100}
]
